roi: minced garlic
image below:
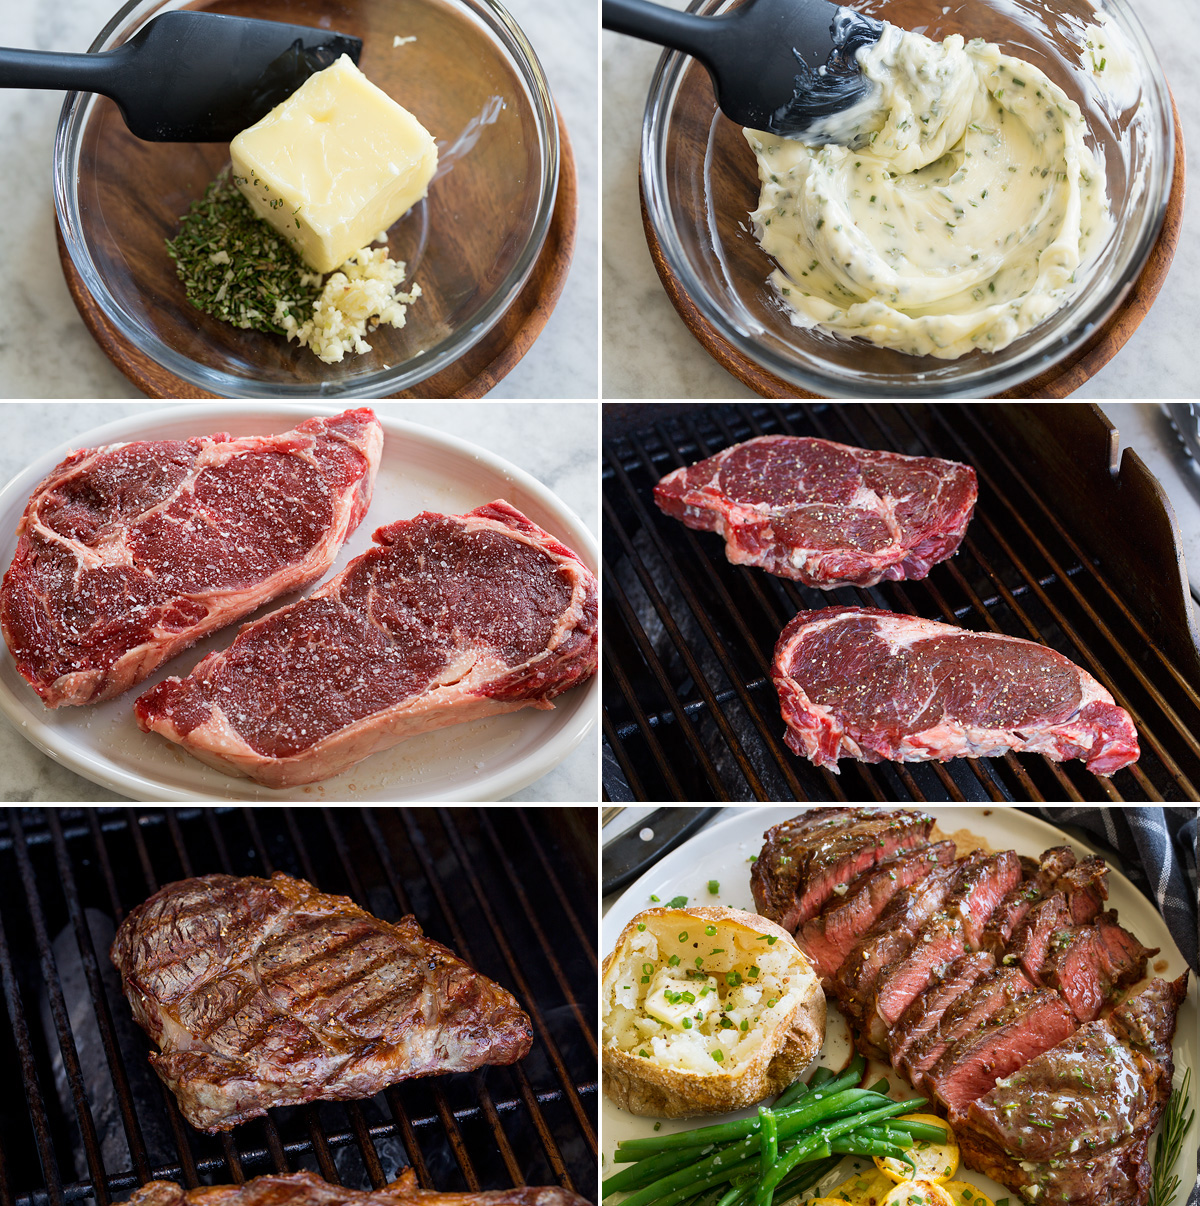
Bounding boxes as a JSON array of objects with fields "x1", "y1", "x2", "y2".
[{"x1": 276, "y1": 246, "x2": 421, "y2": 364}]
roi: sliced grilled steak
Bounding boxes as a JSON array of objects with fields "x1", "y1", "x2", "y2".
[
  {"x1": 751, "y1": 808, "x2": 934, "y2": 931},
  {"x1": 980, "y1": 846, "x2": 1077, "y2": 958},
  {"x1": 1010, "y1": 893, "x2": 1070, "y2": 977},
  {"x1": 864, "y1": 851, "x2": 1021, "y2": 1051},
  {"x1": 1057, "y1": 856, "x2": 1110, "y2": 923},
  {"x1": 958, "y1": 975, "x2": 1188, "y2": 1206},
  {"x1": 833, "y1": 858, "x2": 962, "y2": 1031},
  {"x1": 928, "y1": 988, "x2": 1078, "y2": 1118},
  {"x1": 1040, "y1": 911, "x2": 1154, "y2": 1023},
  {"x1": 900, "y1": 965, "x2": 1035, "y2": 1087},
  {"x1": 110, "y1": 873, "x2": 533, "y2": 1131},
  {"x1": 796, "y1": 840, "x2": 957, "y2": 981},
  {"x1": 126, "y1": 1170, "x2": 588, "y2": 1206},
  {"x1": 888, "y1": 952, "x2": 995, "y2": 1067},
  {"x1": 1095, "y1": 909, "x2": 1158, "y2": 983}
]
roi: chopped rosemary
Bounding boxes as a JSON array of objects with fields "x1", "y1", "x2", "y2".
[{"x1": 166, "y1": 168, "x2": 322, "y2": 336}]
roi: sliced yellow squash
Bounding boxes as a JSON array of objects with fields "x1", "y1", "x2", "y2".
[
  {"x1": 879, "y1": 1183, "x2": 956, "y2": 1206},
  {"x1": 824, "y1": 1168, "x2": 903, "y2": 1204},
  {"x1": 941, "y1": 1183, "x2": 997, "y2": 1206}
]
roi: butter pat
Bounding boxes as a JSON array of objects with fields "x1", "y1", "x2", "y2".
[{"x1": 231, "y1": 54, "x2": 437, "y2": 274}]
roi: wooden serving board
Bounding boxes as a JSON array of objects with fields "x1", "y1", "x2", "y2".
[
  {"x1": 57, "y1": 114, "x2": 576, "y2": 400},
  {"x1": 641, "y1": 92, "x2": 1184, "y2": 400}
]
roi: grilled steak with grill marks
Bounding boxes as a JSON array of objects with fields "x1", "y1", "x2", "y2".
[
  {"x1": 958, "y1": 975, "x2": 1189, "y2": 1206},
  {"x1": 111, "y1": 873, "x2": 533, "y2": 1132},
  {"x1": 126, "y1": 1170, "x2": 590, "y2": 1206}
]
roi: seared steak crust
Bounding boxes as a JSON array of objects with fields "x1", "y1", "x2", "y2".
[
  {"x1": 959, "y1": 975, "x2": 1188, "y2": 1206},
  {"x1": 111, "y1": 874, "x2": 533, "y2": 1131},
  {"x1": 126, "y1": 1171, "x2": 589, "y2": 1206},
  {"x1": 751, "y1": 808, "x2": 934, "y2": 932}
]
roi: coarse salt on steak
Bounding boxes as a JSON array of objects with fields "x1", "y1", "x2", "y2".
[
  {"x1": 772, "y1": 606, "x2": 1139, "y2": 776},
  {"x1": 0, "y1": 408, "x2": 382, "y2": 707},
  {"x1": 134, "y1": 500, "x2": 598, "y2": 787},
  {"x1": 653, "y1": 435, "x2": 977, "y2": 587},
  {"x1": 110, "y1": 872, "x2": 534, "y2": 1132}
]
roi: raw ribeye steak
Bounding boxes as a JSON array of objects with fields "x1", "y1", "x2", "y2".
[
  {"x1": 654, "y1": 435, "x2": 977, "y2": 587},
  {"x1": 135, "y1": 500, "x2": 598, "y2": 787},
  {"x1": 772, "y1": 607, "x2": 1139, "y2": 776},
  {"x1": 0, "y1": 408, "x2": 382, "y2": 707},
  {"x1": 111, "y1": 873, "x2": 533, "y2": 1131}
]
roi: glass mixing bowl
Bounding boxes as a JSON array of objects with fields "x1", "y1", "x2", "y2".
[
  {"x1": 640, "y1": 0, "x2": 1174, "y2": 396},
  {"x1": 55, "y1": 0, "x2": 559, "y2": 398}
]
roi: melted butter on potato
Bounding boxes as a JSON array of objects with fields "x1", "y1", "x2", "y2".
[{"x1": 602, "y1": 906, "x2": 826, "y2": 1116}]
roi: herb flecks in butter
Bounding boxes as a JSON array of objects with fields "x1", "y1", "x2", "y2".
[
  {"x1": 743, "y1": 26, "x2": 1112, "y2": 360},
  {"x1": 167, "y1": 169, "x2": 322, "y2": 336}
]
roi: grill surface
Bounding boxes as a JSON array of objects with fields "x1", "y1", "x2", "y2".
[
  {"x1": 603, "y1": 402, "x2": 1200, "y2": 802},
  {"x1": 0, "y1": 808, "x2": 596, "y2": 1206}
]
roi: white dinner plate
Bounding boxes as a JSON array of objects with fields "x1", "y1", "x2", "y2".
[
  {"x1": 0, "y1": 404, "x2": 598, "y2": 801},
  {"x1": 603, "y1": 807, "x2": 1198, "y2": 1206}
]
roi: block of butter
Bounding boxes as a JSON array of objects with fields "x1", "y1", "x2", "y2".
[{"x1": 231, "y1": 54, "x2": 438, "y2": 275}]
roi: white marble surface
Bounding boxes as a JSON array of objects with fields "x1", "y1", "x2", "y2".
[
  {"x1": 0, "y1": 0, "x2": 597, "y2": 399},
  {"x1": 0, "y1": 400, "x2": 599, "y2": 802},
  {"x1": 603, "y1": 0, "x2": 1199, "y2": 398}
]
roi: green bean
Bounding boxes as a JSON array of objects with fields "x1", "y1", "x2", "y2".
[
  {"x1": 768, "y1": 1154, "x2": 842, "y2": 1203},
  {"x1": 760, "y1": 1098, "x2": 932, "y2": 1194},
  {"x1": 866, "y1": 1076, "x2": 891, "y2": 1094},
  {"x1": 806, "y1": 1066, "x2": 836, "y2": 1091},
  {"x1": 886, "y1": 1119, "x2": 950, "y2": 1144},
  {"x1": 615, "y1": 1087, "x2": 891, "y2": 1156},
  {"x1": 771, "y1": 1076, "x2": 809, "y2": 1110},
  {"x1": 604, "y1": 1146, "x2": 712, "y2": 1194},
  {"x1": 829, "y1": 1135, "x2": 910, "y2": 1159},
  {"x1": 847, "y1": 1124, "x2": 913, "y2": 1148},
  {"x1": 758, "y1": 1107, "x2": 778, "y2": 1180},
  {"x1": 819, "y1": 1052, "x2": 867, "y2": 1095},
  {"x1": 644, "y1": 1157, "x2": 764, "y2": 1206},
  {"x1": 605, "y1": 1146, "x2": 762, "y2": 1206}
]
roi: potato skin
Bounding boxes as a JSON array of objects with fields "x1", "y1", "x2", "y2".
[{"x1": 601, "y1": 906, "x2": 826, "y2": 1117}]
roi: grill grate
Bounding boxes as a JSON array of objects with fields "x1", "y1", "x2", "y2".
[
  {"x1": 603, "y1": 402, "x2": 1200, "y2": 802},
  {"x1": 0, "y1": 808, "x2": 597, "y2": 1206}
]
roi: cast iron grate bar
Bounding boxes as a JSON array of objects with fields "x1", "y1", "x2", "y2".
[
  {"x1": 602, "y1": 402, "x2": 1200, "y2": 801},
  {"x1": 0, "y1": 809, "x2": 595, "y2": 1206}
]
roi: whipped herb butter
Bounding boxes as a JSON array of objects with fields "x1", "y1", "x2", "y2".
[{"x1": 744, "y1": 27, "x2": 1112, "y2": 359}]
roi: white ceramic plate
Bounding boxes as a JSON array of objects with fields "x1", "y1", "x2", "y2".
[
  {"x1": 0, "y1": 404, "x2": 598, "y2": 801},
  {"x1": 602, "y1": 807, "x2": 1198, "y2": 1206}
]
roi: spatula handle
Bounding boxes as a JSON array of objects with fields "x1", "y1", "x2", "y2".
[
  {"x1": 0, "y1": 46, "x2": 123, "y2": 96},
  {"x1": 602, "y1": 0, "x2": 717, "y2": 62}
]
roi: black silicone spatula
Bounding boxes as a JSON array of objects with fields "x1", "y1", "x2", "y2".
[
  {"x1": 604, "y1": 0, "x2": 884, "y2": 138},
  {"x1": 0, "y1": 11, "x2": 362, "y2": 142}
]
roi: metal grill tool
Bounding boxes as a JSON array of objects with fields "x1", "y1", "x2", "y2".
[
  {"x1": 603, "y1": 402, "x2": 1200, "y2": 803},
  {"x1": 0, "y1": 808, "x2": 596, "y2": 1206}
]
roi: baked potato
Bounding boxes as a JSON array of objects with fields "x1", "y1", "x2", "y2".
[{"x1": 601, "y1": 905, "x2": 825, "y2": 1117}]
